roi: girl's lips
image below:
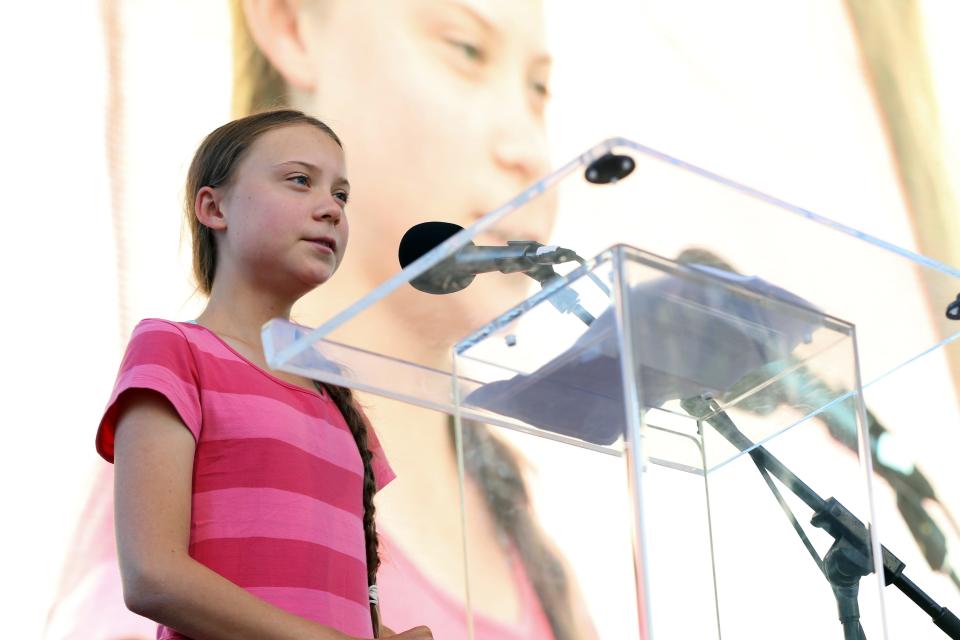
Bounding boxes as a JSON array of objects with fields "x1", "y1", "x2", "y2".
[{"x1": 305, "y1": 238, "x2": 336, "y2": 254}]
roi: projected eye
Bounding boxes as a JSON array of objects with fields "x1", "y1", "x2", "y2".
[{"x1": 447, "y1": 39, "x2": 485, "y2": 64}]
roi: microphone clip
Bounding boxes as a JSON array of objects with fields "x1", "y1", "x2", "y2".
[{"x1": 946, "y1": 293, "x2": 960, "y2": 320}]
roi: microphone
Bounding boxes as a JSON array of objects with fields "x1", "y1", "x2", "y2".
[
  {"x1": 398, "y1": 221, "x2": 596, "y2": 325},
  {"x1": 398, "y1": 221, "x2": 578, "y2": 295}
]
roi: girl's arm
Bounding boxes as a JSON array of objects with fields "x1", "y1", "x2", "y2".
[{"x1": 113, "y1": 389, "x2": 358, "y2": 640}]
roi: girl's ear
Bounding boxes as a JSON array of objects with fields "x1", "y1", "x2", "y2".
[
  {"x1": 241, "y1": 0, "x2": 316, "y2": 91},
  {"x1": 195, "y1": 186, "x2": 228, "y2": 231}
]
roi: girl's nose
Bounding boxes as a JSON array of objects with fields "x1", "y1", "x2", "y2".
[{"x1": 313, "y1": 195, "x2": 343, "y2": 224}]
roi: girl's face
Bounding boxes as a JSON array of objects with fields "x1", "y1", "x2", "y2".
[
  {"x1": 294, "y1": 0, "x2": 555, "y2": 295},
  {"x1": 215, "y1": 124, "x2": 350, "y2": 296}
]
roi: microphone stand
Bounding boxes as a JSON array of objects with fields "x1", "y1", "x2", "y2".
[
  {"x1": 681, "y1": 395, "x2": 960, "y2": 639},
  {"x1": 726, "y1": 357, "x2": 960, "y2": 592}
]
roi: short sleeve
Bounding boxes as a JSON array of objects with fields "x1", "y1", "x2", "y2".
[
  {"x1": 96, "y1": 319, "x2": 203, "y2": 462},
  {"x1": 357, "y1": 406, "x2": 396, "y2": 492}
]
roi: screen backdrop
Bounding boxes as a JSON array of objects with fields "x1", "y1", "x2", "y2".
[{"x1": 2, "y1": 1, "x2": 958, "y2": 638}]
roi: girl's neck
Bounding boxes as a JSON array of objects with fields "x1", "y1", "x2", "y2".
[{"x1": 195, "y1": 272, "x2": 297, "y2": 347}]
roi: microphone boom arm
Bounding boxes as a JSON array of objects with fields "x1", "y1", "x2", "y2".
[{"x1": 681, "y1": 395, "x2": 960, "y2": 639}]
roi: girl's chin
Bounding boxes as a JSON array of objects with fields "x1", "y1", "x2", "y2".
[{"x1": 286, "y1": 270, "x2": 336, "y2": 298}]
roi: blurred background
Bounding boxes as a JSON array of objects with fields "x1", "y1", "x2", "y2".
[{"x1": 2, "y1": 1, "x2": 958, "y2": 637}]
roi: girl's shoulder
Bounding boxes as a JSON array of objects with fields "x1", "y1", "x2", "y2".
[
  {"x1": 119, "y1": 318, "x2": 209, "y2": 374},
  {"x1": 133, "y1": 317, "x2": 201, "y2": 336},
  {"x1": 122, "y1": 318, "x2": 229, "y2": 376},
  {"x1": 130, "y1": 318, "x2": 223, "y2": 351},
  {"x1": 129, "y1": 318, "x2": 319, "y2": 400}
]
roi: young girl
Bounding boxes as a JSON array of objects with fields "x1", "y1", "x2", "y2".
[{"x1": 97, "y1": 109, "x2": 432, "y2": 640}]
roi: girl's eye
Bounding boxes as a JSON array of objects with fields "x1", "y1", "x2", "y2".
[
  {"x1": 289, "y1": 174, "x2": 310, "y2": 187},
  {"x1": 531, "y1": 80, "x2": 550, "y2": 99},
  {"x1": 448, "y1": 39, "x2": 484, "y2": 63},
  {"x1": 334, "y1": 191, "x2": 349, "y2": 204}
]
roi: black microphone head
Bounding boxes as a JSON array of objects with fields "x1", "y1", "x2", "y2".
[
  {"x1": 398, "y1": 221, "x2": 475, "y2": 294},
  {"x1": 398, "y1": 221, "x2": 464, "y2": 268}
]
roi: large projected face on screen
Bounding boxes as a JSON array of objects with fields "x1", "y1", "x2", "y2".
[
  {"x1": 237, "y1": 0, "x2": 558, "y2": 346},
  {"x1": 37, "y1": 3, "x2": 960, "y2": 640}
]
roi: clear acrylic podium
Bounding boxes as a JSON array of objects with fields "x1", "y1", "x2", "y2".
[{"x1": 263, "y1": 139, "x2": 960, "y2": 639}]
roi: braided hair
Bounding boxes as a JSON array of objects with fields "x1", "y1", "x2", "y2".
[{"x1": 317, "y1": 382, "x2": 382, "y2": 636}]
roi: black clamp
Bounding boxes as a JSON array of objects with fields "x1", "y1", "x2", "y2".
[
  {"x1": 946, "y1": 294, "x2": 960, "y2": 320},
  {"x1": 585, "y1": 152, "x2": 635, "y2": 184}
]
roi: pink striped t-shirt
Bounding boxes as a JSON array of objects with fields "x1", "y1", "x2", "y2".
[{"x1": 96, "y1": 318, "x2": 394, "y2": 640}]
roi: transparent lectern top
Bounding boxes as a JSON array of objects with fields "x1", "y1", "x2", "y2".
[
  {"x1": 460, "y1": 244, "x2": 866, "y2": 468},
  {"x1": 263, "y1": 138, "x2": 960, "y2": 451}
]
